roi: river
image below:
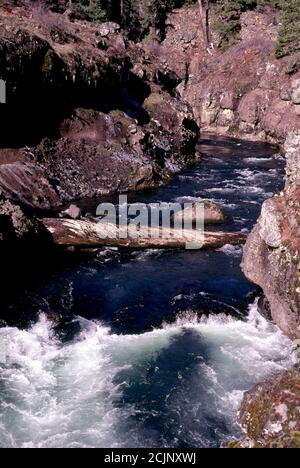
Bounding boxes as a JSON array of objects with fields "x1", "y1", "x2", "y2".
[{"x1": 0, "y1": 136, "x2": 294, "y2": 448}]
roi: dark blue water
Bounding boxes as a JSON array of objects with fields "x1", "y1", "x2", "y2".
[{"x1": 0, "y1": 137, "x2": 293, "y2": 448}]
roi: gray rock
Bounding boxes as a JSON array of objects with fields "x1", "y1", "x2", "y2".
[
  {"x1": 291, "y1": 79, "x2": 300, "y2": 105},
  {"x1": 220, "y1": 92, "x2": 235, "y2": 110},
  {"x1": 173, "y1": 200, "x2": 226, "y2": 225},
  {"x1": 63, "y1": 204, "x2": 82, "y2": 220},
  {"x1": 98, "y1": 22, "x2": 120, "y2": 38},
  {"x1": 258, "y1": 198, "x2": 282, "y2": 248},
  {"x1": 284, "y1": 130, "x2": 300, "y2": 188},
  {"x1": 132, "y1": 64, "x2": 145, "y2": 80},
  {"x1": 242, "y1": 130, "x2": 300, "y2": 340}
]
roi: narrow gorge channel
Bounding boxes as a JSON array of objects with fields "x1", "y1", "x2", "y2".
[{"x1": 0, "y1": 136, "x2": 294, "y2": 448}]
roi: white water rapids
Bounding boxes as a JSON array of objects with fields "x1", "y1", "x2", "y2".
[{"x1": 0, "y1": 302, "x2": 293, "y2": 448}]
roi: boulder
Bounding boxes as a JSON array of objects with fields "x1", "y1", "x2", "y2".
[
  {"x1": 0, "y1": 162, "x2": 61, "y2": 209},
  {"x1": 291, "y1": 79, "x2": 300, "y2": 105},
  {"x1": 62, "y1": 204, "x2": 81, "y2": 220},
  {"x1": 143, "y1": 88, "x2": 199, "y2": 157},
  {"x1": 173, "y1": 200, "x2": 226, "y2": 225},
  {"x1": 98, "y1": 22, "x2": 120, "y2": 38},
  {"x1": 37, "y1": 103, "x2": 198, "y2": 202},
  {"x1": 258, "y1": 198, "x2": 283, "y2": 248},
  {"x1": 238, "y1": 90, "x2": 268, "y2": 126},
  {"x1": 0, "y1": 195, "x2": 43, "y2": 242},
  {"x1": 226, "y1": 367, "x2": 300, "y2": 448}
]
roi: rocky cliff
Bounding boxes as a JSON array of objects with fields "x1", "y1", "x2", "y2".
[
  {"x1": 0, "y1": 4, "x2": 199, "y2": 240},
  {"x1": 141, "y1": 5, "x2": 299, "y2": 143},
  {"x1": 242, "y1": 131, "x2": 300, "y2": 340}
]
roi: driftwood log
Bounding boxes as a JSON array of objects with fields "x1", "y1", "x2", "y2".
[{"x1": 41, "y1": 218, "x2": 247, "y2": 250}]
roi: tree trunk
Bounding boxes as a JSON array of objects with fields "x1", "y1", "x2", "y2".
[
  {"x1": 198, "y1": 0, "x2": 210, "y2": 47},
  {"x1": 41, "y1": 218, "x2": 247, "y2": 250},
  {"x1": 205, "y1": 0, "x2": 211, "y2": 45},
  {"x1": 120, "y1": 0, "x2": 124, "y2": 25}
]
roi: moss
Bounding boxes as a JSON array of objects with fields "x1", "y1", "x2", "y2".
[
  {"x1": 240, "y1": 387, "x2": 274, "y2": 440},
  {"x1": 269, "y1": 432, "x2": 300, "y2": 448},
  {"x1": 223, "y1": 440, "x2": 245, "y2": 448},
  {"x1": 128, "y1": 168, "x2": 138, "y2": 178},
  {"x1": 236, "y1": 367, "x2": 300, "y2": 447}
]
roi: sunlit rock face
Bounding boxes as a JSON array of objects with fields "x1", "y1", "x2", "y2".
[
  {"x1": 242, "y1": 131, "x2": 300, "y2": 341},
  {"x1": 152, "y1": 6, "x2": 300, "y2": 143}
]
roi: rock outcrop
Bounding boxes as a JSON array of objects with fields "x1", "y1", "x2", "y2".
[
  {"x1": 227, "y1": 366, "x2": 300, "y2": 448},
  {"x1": 242, "y1": 131, "x2": 300, "y2": 340},
  {"x1": 0, "y1": 193, "x2": 45, "y2": 241},
  {"x1": 33, "y1": 99, "x2": 199, "y2": 202},
  {"x1": 173, "y1": 200, "x2": 226, "y2": 225},
  {"x1": 0, "y1": 5, "x2": 199, "y2": 241},
  {"x1": 143, "y1": 6, "x2": 299, "y2": 143}
]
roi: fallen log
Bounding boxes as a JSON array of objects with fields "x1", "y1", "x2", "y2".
[{"x1": 41, "y1": 218, "x2": 247, "y2": 250}]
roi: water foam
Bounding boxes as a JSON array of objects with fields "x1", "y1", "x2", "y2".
[{"x1": 0, "y1": 302, "x2": 293, "y2": 448}]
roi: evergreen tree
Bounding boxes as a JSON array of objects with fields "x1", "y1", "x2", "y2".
[
  {"x1": 214, "y1": 0, "x2": 257, "y2": 48},
  {"x1": 276, "y1": 0, "x2": 300, "y2": 59},
  {"x1": 72, "y1": 0, "x2": 114, "y2": 22}
]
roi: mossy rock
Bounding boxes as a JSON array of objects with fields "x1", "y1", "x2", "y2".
[{"x1": 235, "y1": 367, "x2": 300, "y2": 447}]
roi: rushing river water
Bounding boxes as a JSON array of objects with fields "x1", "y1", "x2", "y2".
[{"x1": 0, "y1": 137, "x2": 294, "y2": 448}]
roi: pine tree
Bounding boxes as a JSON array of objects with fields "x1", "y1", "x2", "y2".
[
  {"x1": 276, "y1": 0, "x2": 300, "y2": 59},
  {"x1": 72, "y1": 0, "x2": 113, "y2": 22},
  {"x1": 214, "y1": 0, "x2": 257, "y2": 49}
]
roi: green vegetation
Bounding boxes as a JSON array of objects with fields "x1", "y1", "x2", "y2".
[
  {"x1": 213, "y1": 0, "x2": 283, "y2": 49},
  {"x1": 214, "y1": 1, "x2": 260, "y2": 49},
  {"x1": 214, "y1": 0, "x2": 299, "y2": 70},
  {"x1": 276, "y1": 0, "x2": 300, "y2": 72},
  {"x1": 72, "y1": 0, "x2": 115, "y2": 22},
  {"x1": 72, "y1": 0, "x2": 196, "y2": 39},
  {"x1": 71, "y1": 1, "x2": 299, "y2": 71}
]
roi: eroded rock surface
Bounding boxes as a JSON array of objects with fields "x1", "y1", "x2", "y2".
[
  {"x1": 173, "y1": 200, "x2": 226, "y2": 225},
  {"x1": 0, "y1": 194, "x2": 45, "y2": 241},
  {"x1": 143, "y1": 6, "x2": 299, "y2": 143},
  {"x1": 0, "y1": 5, "x2": 199, "y2": 240},
  {"x1": 227, "y1": 366, "x2": 300, "y2": 448},
  {"x1": 242, "y1": 131, "x2": 300, "y2": 340}
]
